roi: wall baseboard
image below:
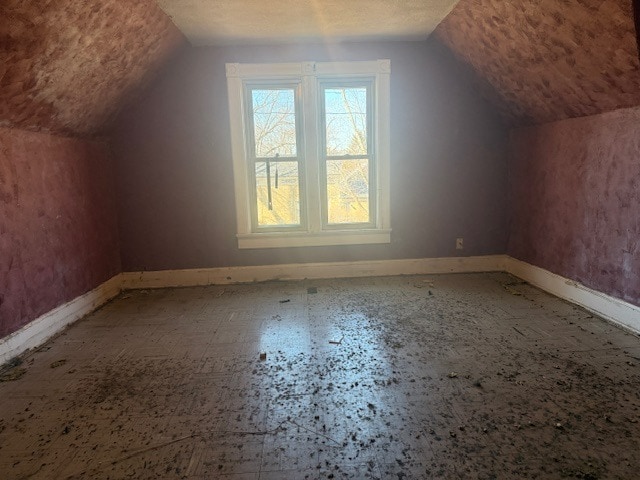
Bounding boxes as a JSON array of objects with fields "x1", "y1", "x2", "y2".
[
  {"x1": 123, "y1": 255, "x2": 639, "y2": 335},
  {"x1": 0, "y1": 275, "x2": 122, "y2": 365},
  {"x1": 120, "y1": 255, "x2": 509, "y2": 289},
  {"x1": 3, "y1": 254, "x2": 638, "y2": 365},
  {"x1": 506, "y1": 257, "x2": 640, "y2": 335}
]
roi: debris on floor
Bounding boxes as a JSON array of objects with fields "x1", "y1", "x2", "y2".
[
  {"x1": 1, "y1": 272, "x2": 639, "y2": 479},
  {"x1": 49, "y1": 359, "x2": 67, "y2": 369},
  {"x1": 415, "y1": 278, "x2": 435, "y2": 289},
  {"x1": 504, "y1": 285, "x2": 523, "y2": 296},
  {"x1": 502, "y1": 280, "x2": 527, "y2": 296},
  {"x1": 5, "y1": 357, "x2": 23, "y2": 368},
  {"x1": 0, "y1": 367, "x2": 27, "y2": 382}
]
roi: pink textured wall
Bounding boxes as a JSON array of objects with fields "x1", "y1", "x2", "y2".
[
  {"x1": 112, "y1": 40, "x2": 509, "y2": 271},
  {"x1": 0, "y1": 0, "x2": 186, "y2": 137},
  {"x1": 435, "y1": 0, "x2": 640, "y2": 126},
  {"x1": 0, "y1": 128, "x2": 121, "y2": 337},
  {"x1": 508, "y1": 107, "x2": 640, "y2": 306}
]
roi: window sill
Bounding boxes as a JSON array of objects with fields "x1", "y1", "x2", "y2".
[{"x1": 237, "y1": 229, "x2": 391, "y2": 249}]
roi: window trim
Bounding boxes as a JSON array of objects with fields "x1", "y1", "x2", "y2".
[{"x1": 226, "y1": 60, "x2": 391, "y2": 249}]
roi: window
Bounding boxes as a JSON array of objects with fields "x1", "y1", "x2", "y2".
[{"x1": 226, "y1": 60, "x2": 391, "y2": 249}]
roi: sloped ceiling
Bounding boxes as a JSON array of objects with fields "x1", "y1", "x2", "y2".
[
  {"x1": 4, "y1": 1, "x2": 637, "y2": 135},
  {"x1": 435, "y1": 0, "x2": 640, "y2": 126},
  {"x1": 0, "y1": 0, "x2": 186, "y2": 137}
]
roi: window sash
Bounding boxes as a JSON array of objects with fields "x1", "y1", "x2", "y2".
[
  {"x1": 243, "y1": 82, "x2": 306, "y2": 232},
  {"x1": 319, "y1": 80, "x2": 376, "y2": 229}
]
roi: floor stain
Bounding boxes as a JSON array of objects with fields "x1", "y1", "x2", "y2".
[{"x1": 0, "y1": 273, "x2": 639, "y2": 479}]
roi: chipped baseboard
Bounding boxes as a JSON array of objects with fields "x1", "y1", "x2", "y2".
[
  {"x1": 0, "y1": 275, "x2": 122, "y2": 365},
  {"x1": 3, "y1": 254, "x2": 637, "y2": 364},
  {"x1": 505, "y1": 257, "x2": 640, "y2": 335},
  {"x1": 0, "y1": 255, "x2": 507, "y2": 364},
  {"x1": 120, "y1": 255, "x2": 509, "y2": 289}
]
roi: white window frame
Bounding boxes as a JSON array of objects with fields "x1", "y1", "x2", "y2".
[{"x1": 226, "y1": 60, "x2": 391, "y2": 249}]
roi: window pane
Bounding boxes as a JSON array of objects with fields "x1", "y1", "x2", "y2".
[
  {"x1": 326, "y1": 159, "x2": 370, "y2": 224},
  {"x1": 255, "y1": 161, "x2": 301, "y2": 227},
  {"x1": 324, "y1": 87, "x2": 367, "y2": 156},
  {"x1": 251, "y1": 89, "x2": 297, "y2": 158}
]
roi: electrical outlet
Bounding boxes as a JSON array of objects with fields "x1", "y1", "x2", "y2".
[{"x1": 456, "y1": 238, "x2": 464, "y2": 250}]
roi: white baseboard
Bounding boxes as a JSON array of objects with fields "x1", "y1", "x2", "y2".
[
  {"x1": 506, "y1": 257, "x2": 640, "y2": 334},
  {"x1": 120, "y1": 255, "x2": 509, "y2": 289},
  {"x1": 3, "y1": 255, "x2": 637, "y2": 365},
  {"x1": 1, "y1": 256, "x2": 506, "y2": 365},
  {"x1": 0, "y1": 275, "x2": 122, "y2": 365}
]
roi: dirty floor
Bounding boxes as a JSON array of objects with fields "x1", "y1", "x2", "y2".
[{"x1": 1, "y1": 272, "x2": 640, "y2": 479}]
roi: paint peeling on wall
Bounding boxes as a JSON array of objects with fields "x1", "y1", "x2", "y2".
[
  {"x1": 508, "y1": 107, "x2": 640, "y2": 307},
  {"x1": 435, "y1": 0, "x2": 640, "y2": 126},
  {"x1": 0, "y1": 128, "x2": 121, "y2": 337},
  {"x1": 0, "y1": 0, "x2": 186, "y2": 137}
]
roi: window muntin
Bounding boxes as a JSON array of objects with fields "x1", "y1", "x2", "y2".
[
  {"x1": 320, "y1": 82, "x2": 375, "y2": 227},
  {"x1": 245, "y1": 84, "x2": 305, "y2": 230}
]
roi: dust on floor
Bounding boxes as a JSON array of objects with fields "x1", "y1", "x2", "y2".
[{"x1": 0, "y1": 272, "x2": 639, "y2": 479}]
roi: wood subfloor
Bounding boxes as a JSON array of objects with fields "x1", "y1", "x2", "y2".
[{"x1": 1, "y1": 272, "x2": 640, "y2": 479}]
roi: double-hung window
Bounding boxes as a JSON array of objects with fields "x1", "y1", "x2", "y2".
[{"x1": 226, "y1": 60, "x2": 391, "y2": 249}]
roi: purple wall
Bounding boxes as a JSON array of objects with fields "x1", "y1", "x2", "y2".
[
  {"x1": 0, "y1": 128, "x2": 121, "y2": 337},
  {"x1": 112, "y1": 40, "x2": 509, "y2": 270},
  {"x1": 508, "y1": 107, "x2": 640, "y2": 307}
]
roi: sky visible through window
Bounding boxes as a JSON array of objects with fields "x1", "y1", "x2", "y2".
[
  {"x1": 251, "y1": 85, "x2": 370, "y2": 227},
  {"x1": 324, "y1": 87, "x2": 367, "y2": 156},
  {"x1": 252, "y1": 89, "x2": 297, "y2": 158}
]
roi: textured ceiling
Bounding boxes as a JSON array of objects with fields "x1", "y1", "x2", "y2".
[
  {"x1": 435, "y1": 0, "x2": 640, "y2": 126},
  {"x1": 155, "y1": 0, "x2": 461, "y2": 45},
  {"x1": 3, "y1": 0, "x2": 637, "y2": 136},
  {"x1": 0, "y1": 0, "x2": 186, "y2": 137}
]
